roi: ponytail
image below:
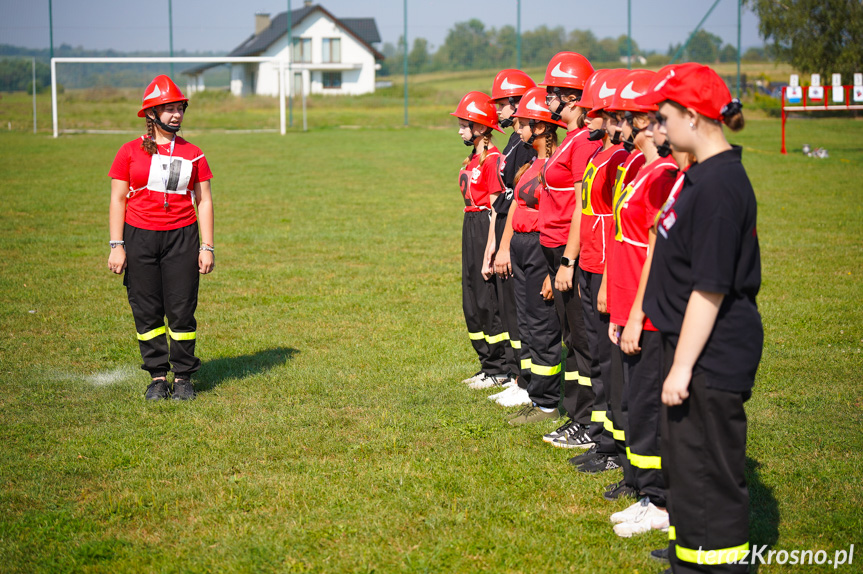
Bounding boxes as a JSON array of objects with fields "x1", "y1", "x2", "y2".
[
  {"x1": 721, "y1": 99, "x2": 745, "y2": 132},
  {"x1": 478, "y1": 131, "x2": 493, "y2": 166}
]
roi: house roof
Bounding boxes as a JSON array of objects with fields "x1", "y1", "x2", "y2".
[{"x1": 183, "y1": 4, "x2": 383, "y2": 76}]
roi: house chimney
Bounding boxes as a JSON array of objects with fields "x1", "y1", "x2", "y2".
[
  {"x1": 255, "y1": 13, "x2": 270, "y2": 35},
  {"x1": 303, "y1": 1, "x2": 313, "y2": 7}
]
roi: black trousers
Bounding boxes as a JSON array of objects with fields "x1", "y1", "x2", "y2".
[
  {"x1": 618, "y1": 329, "x2": 664, "y2": 504},
  {"x1": 124, "y1": 222, "x2": 201, "y2": 378},
  {"x1": 542, "y1": 245, "x2": 594, "y2": 424},
  {"x1": 610, "y1": 345, "x2": 636, "y2": 488},
  {"x1": 462, "y1": 211, "x2": 506, "y2": 375},
  {"x1": 511, "y1": 232, "x2": 561, "y2": 408},
  {"x1": 662, "y1": 338, "x2": 750, "y2": 574},
  {"x1": 494, "y1": 212, "x2": 520, "y2": 377},
  {"x1": 579, "y1": 268, "x2": 617, "y2": 455}
]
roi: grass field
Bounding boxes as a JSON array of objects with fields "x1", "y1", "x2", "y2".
[{"x1": 0, "y1": 81, "x2": 862, "y2": 573}]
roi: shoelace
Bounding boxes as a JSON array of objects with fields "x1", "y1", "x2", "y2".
[{"x1": 551, "y1": 418, "x2": 576, "y2": 435}]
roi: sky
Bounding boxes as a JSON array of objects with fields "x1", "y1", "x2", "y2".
[{"x1": 0, "y1": 0, "x2": 763, "y2": 55}]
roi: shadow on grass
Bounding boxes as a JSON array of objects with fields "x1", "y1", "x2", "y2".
[
  {"x1": 196, "y1": 347, "x2": 299, "y2": 392},
  {"x1": 748, "y1": 457, "x2": 780, "y2": 573}
]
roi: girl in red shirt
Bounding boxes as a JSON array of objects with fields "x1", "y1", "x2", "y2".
[
  {"x1": 452, "y1": 92, "x2": 509, "y2": 389},
  {"x1": 108, "y1": 75, "x2": 214, "y2": 401}
]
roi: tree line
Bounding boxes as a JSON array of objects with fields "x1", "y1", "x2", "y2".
[{"x1": 379, "y1": 20, "x2": 764, "y2": 76}]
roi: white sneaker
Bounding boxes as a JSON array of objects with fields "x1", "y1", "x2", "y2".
[
  {"x1": 461, "y1": 371, "x2": 487, "y2": 385},
  {"x1": 468, "y1": 373, "x2": 510, "y2": 389},
  {"x1": 611, "y1": 498, "x2": 669, "y2": 538},
  {"x1": 612, "y1": 505, "x2": 669, "y2": 538},
  {"x1": 487, "y1": 382, "x2": 517, "y2": 401},
  {"x1": 496, "y1": 386, "x2": 531, "y2": 407},
  {"x1": 611, "y1": 497, "x2": 650, "y2": 524}
]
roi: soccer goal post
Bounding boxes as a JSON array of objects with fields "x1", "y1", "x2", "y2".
[{"x1": 50, "y1": 56, "x2": 307, "y2": 137}]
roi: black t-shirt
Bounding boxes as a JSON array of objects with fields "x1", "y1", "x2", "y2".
[
  {"x1": 493, "y1": 131, "x2": 536, "y2": 215},
  {"x1": 644, "y1": 146, "x2": 763, "y2": 392}
]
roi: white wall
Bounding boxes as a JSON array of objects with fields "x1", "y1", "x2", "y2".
[{"x1": 229, "y1": 10, "x2": 377, "y2": 97}]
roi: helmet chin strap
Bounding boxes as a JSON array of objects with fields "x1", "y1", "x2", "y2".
[
  {"x1": 464, "y1": 121, "x2": 479, "y2": 147},
  {"x1": 610, "y1": 130, "x2": 621, "y2": 145},
  {"x1": 622, "y1": 136, "x2": 635, "y2": 152},
  {"x1": 550, "y1": 87, "x2": 565, "y2": 122},
  {"x1": 656, "y1": 140, "x2": 672, "y2": 157},
  {"x1": 499, "y1": 96, "x2": 518, "y2": 128},
  {"x1": 149, "y1": 111, "x2": 181, "y2": 134},
  {"x1": 588, "y1": 128, "x2": 607, "y2": 141}
]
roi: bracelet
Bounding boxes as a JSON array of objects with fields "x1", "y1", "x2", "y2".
[
  {"x1": 109, "y1": 240, "x2": 125, "y2": 249},
  {"x1": 199, "y1": 244, "x2": 215, "y2": 253}
]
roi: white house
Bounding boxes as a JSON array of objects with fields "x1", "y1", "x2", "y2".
[{"x1": 184, "y1": 2, "x2": 383, "y2": 97}]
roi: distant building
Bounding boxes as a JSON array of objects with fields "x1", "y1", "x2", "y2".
[
  {"x1": 184, "y1": 2, "x2": 383, "y2": 96},
  {"x1": 619, "y1": 55, "x2": 648, "y2": 66}
]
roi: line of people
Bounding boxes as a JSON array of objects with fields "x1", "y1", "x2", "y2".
[{"x1": 452, "y1": 54, "x2": 763, "y2": 574}]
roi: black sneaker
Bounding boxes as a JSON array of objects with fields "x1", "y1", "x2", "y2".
[
  {"x1": 650, "y1": 547, "x2": 670, "y2": 564},
  {"x1": 603, "y1": 480, "x2": 638, "y2": 501},
  {"x1": 552, "y1": 423, "x2": 595, "y2": 449},
  {"x1": 568, "y1": 445, "x2": 599, "y2": 466},
  {"x1": 145, "y1": 379, "x2": 170, "y2": 400},
  {"x1": 576, "y1": 454, "x2": 621, "y2": 474},
  {"x1": 543, "y1": 418, "x2": 576, "y2": 443},
  {"x1": 172, "y1": 378, "x2": 196, "y2": 401}
]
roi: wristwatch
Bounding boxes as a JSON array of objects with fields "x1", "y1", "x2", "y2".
[{"x1": 560, "y1": 256, "x2": 576, "y2": 268}]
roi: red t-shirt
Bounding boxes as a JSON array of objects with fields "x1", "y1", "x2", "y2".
[
  {"x1": 607, "y1": 157, "x2": 679, "y2": 328},
  {"x1": 459, "y1": 146, "x2": 504, "y2": 212},
  {"x1": 538, "y1": 128, "x2": 601, "y2": 248},
  {"x1": 109, "y1": 136, "x2": 213, "y2": 231},
  {"x1": 512, "y1": 158, "x2": 546, "y2": 233},
  {"x1": 579, "y1": 144, "x2": 629, "y2": 273}
]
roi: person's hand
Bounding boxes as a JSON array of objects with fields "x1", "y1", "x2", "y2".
[
  {"x1": 541, "y1": 275, "x2": 554, "y2": 301},
  {"x1": 481, "y1": 243, "x2": 495, "y2": 280},
  {"x1": 494, "y1": 248, "x2": 512, "y2": 278},
  {"x1": 555, "y1": 264, "x2": 574, "y2": 292},
  {"x1": 108, "y1": 248, "x2": 126, "y2": 274},
  {"x1": 609, "y1": 322, "x2": 620, "y2": 346},
  {"x1": 661, "y1": 363, "x2": 692, "y2": 406},
  {"x1": 620, "y1": 322, "x2": 643, "y2": 356},
  {"x1": 597, "y1": 275, "x2": 608, "y2": 314},
  {"x1": 199, "y1": 250, "x2": 214, "y2": 274}
]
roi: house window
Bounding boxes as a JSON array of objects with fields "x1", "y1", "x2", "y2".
[
  {"x1": 322, "y1": 72, "x2": 342, "y2": 89},
  {"x1": 292, "y1": 38, "x2": 311, "y2": 63},
  {"x1": 322, "y1": 38, "x2": 341, "y2": 63}
]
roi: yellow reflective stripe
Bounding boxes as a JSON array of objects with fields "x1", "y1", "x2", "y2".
[
  {"x1": 579, "y1": 375, "x2": 591, "y2": 387},
  {"x1": 626, "y1": 447, "x2": 662, "y2": 469},
  {"x1": 668, "y1": 526, "x2": 676, "y2": 541},
  {"x1": 676, "y1": 542, "x2": 750, "y2": 565},
  {"x1": 468, "y1": 331, "x2": 485, "y2": 341},
  {"x1": 510, "y1": 339, "x2": 522, "y2": 350},
  {"x1": 604, "y1": 418, "x2": 625, "y2": 441},
  {"x1": 591, "y1": 410, "x2": 608, "y2": 423},
  {"x1": 168, "y1": 327, "x2": 196, "y2": 341},
  {"x1": 531, "y1": 362, "x2": 562, "y2": 377},
  {"x1": 520, "y1": 358, "x2": 533, "y2": 370},
  {"x1": 564, "y1": 371, "x2": 578, "y2": 381},
  {"x1": 137, "y1": 326, "x2": 166, "y2": 341},
  {"x1": 485, "y1": 331, "x2": 510, "y2": 344}
]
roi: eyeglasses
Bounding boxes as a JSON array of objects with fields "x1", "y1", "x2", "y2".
[{"x1": 546, "y1": 92, "x2": 579, "y2": 106}]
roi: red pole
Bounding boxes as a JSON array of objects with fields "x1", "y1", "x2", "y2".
[{"x1": 781, "y1": 86, "x2": 787, "y2": 155}]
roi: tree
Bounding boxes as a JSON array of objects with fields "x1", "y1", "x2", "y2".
[
  {"x1": 408, "y1": 38, "x2": 429, "y2": 73},
  {"x1": 436, "y1": 19, "x2": 492, "y2": 70},
  {"x1": 687, "y1": 29, "x2": 723, "y2": 63},
  {"x1": 719, "y1": 44, "x2": 738, "y2": 63},
  {"x1": 745, "y1": 0, "x2": 863, "y2": 78}
]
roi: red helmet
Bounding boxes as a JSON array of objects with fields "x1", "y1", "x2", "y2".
[
  {"x1": 451, "y1": 91, "x2": 504, "y2": 133},
  {"x1": 540, "y1": 52, "x2": 594, "y2": 90},
  {"x1": 513, "y1": 86, "x2": 568, "y2": 128},
  {"x1": 578, "y1": 69, "x2": 608, "y2": 111},
  {"x1": 587, "y1": 68, "x2": 630, "y2": 117},
  {"x1": 138, "y1": 75, "x2": 188, "y2": 118},
  {"x1": 491, "y1": 69, "x2": 536, "y2": 101},
  {"x1": 610, "y1": 69, "x2": 658, "y2": 112}
]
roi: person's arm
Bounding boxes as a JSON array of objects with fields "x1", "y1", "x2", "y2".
[
  {"x1": 541, "y1": 274, "x2": 554, "y2": 301},
  {"x1": 481, "y1": 198, "x2": 499, "y2": 280},
  {"x1": 597, "y1": 262, "x2": 608, "y2": 314},
  {"x1": 108, "y1": 179, "x2": 128, "y2": 274},
  {"x1": 195, "y1": 180, "x2": 215, "y2": 274},
  {"x1": 554, "y1": 181, "x2": 582, "y2": 292},
  {"x1": 661, "y1": 289, "x2": 724, "y2": 406},
  {"x1": 620, "y1": 228, "x2": 657, "y2": 355},
  {"x1": 494, "y1": 206, "x2": 516, "y2": 279}
]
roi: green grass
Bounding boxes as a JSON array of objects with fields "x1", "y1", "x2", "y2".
[{"x1": 0, "y1": 83, "x2": 862, "y2": 573}]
